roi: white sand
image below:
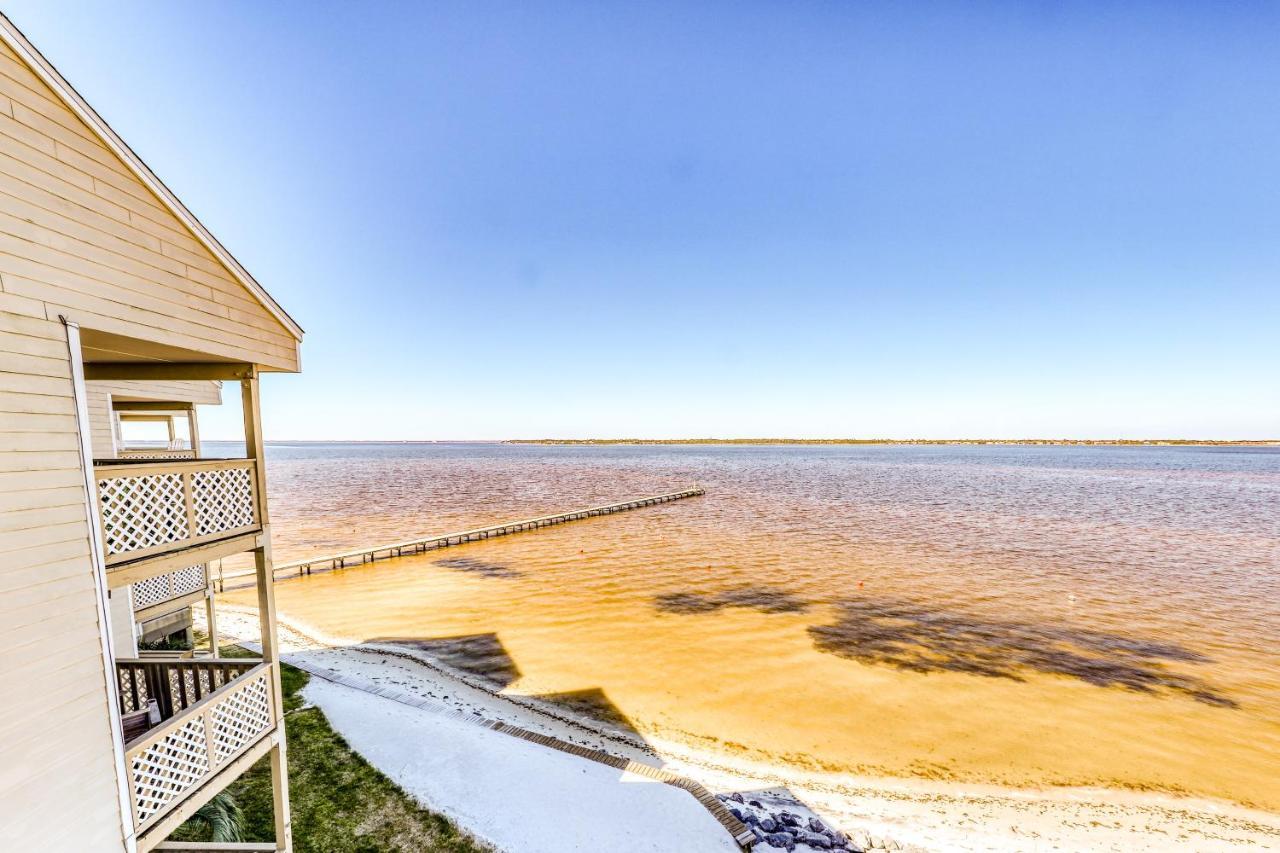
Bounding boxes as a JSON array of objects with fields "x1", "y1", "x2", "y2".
[{"x1": 210, "y1": 606, "x2": 1280, "y2": 852}]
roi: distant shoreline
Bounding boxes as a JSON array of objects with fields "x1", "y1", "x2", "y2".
[{"x1": 505, "y1": 438, "x2": 1279, "y2": 447}]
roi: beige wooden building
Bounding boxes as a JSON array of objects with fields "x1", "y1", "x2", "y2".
[{"x1": 1, "y1": 13, "x2": 303, "y2": 852}]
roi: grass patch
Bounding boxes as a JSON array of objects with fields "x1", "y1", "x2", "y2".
[{"x1": 171, "y1": 645, "x2": 488, "y2": 852}]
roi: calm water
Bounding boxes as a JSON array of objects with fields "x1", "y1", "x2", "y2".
[{"x1": 219, "y1": 443, "x2": 1280, "y2": 810}]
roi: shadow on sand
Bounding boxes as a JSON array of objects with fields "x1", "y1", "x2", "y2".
[
  {"x1": 526, "y1": 686, "x2": 654, "y2": 751},
  {"x1": 370, "y1": 632, "x2": 522, "y2": 688},
  {"x1": 368, "y1": 632, "x2": 659, "y2": 753},
  {"x1": 808, "y1": 595, "x2": 1237, "y2": 707}
]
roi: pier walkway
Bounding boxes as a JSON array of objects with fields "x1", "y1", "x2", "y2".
[{"x1": 219, "y1": 487, "x2": 704, "y2": 588}]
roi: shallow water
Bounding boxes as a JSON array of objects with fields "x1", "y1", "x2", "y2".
[{"x1": 219, "y1": 442, "x2": 1280, "y2": 810}]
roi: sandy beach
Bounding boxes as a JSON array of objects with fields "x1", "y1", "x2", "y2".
[{"x1": 210, "y1": 605, "x2": 1280, "y2": 852}]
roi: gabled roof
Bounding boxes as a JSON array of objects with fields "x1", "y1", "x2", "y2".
[{"x1": 0, "y1": 13, "x2": 304, "y2": 341}]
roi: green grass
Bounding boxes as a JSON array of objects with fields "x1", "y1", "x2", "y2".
[{"x1": 171, "y1": 646, "x2": 488, "y2": 852}]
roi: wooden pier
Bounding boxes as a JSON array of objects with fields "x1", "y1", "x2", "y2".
[{"x1": 219, "y1": 487, "x2": 704, "y2": 588}]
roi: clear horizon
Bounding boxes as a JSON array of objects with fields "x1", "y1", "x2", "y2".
[{"x1": 8, "y1": 1, "x2": 1279, "y2": 441}]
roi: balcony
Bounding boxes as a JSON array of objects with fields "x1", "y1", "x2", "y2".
[
  {"x1": 95, "y1": 458, "x2": 262, "y2": 576},
  {"x1": 80, "y1": 361, "x2": 289, "y2": 849},
  {"x1": 115, "y1": 403, "x2": 200, "y2": 461},
  {"x1": 132, "y1": 564, "x2": 210, "y2": 621},
  {"x1": 117, "y1": 659, "x2": 278, "y2": 845}
]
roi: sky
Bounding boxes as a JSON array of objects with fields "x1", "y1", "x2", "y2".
[{"x1": 7, "y1": 1, "x2": 1279, "y2": 440}]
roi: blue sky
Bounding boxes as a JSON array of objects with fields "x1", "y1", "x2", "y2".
[{"x1": 9, "y1": 1, "x2": 1279, "y2": 439}]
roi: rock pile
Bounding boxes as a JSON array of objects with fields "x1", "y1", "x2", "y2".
[{"x1": 716, "y1": 792, "x2": 912, "y2": 852}]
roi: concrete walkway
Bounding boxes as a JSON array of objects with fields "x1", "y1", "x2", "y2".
[{"x1": 305, "y1": 676, "x2": 743, "y2": 853}]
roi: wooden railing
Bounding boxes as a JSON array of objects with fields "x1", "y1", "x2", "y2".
[
  {"x1": 132, "y1": 564, "x2": 209, "y2": 614},
  {"x1": 119, "y1": 661, "x2": 275, "y2": 834},
  {"x1": 94, "y1": 458, "x2": 260, "y2": 567},
  {"x1": 117, "y1": 658, "x2": 259, "y2": 720}
]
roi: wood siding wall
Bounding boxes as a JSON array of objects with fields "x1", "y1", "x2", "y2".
[
  {"x1": 86, "y1": 382, "x2": 114, "y2": 457},
  {"x1": 0, "y1": 39, "x2": 299, "y2": 371},
  {"x1": 0, "y1": 303, "x2": 125, "y2": 850}
]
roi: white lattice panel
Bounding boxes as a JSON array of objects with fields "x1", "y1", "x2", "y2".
[
  {"x1": 98, "y1": 473, "x2": 188, "y2": 555},
  {"x1": 172, "y1": 564, "x2": 208, "y2": 596},
  {"x1": 130, "y1": 716, "x2": 210, "y2": 825},
  {"x1": 119, "y1": 667, "x2": 149, "y2": 713},
  {"x1": 211, "y1": 674, "x2": 272, "y2": 763},
  {"x1": 192, "y1": 467, "x2": 255, "y2": 535},
  {"x1": 131, "y1": 566, "x2": 206, "y2": 611},
  {"x1": 132, "y1": 574, "x2": 171, "y2": 609}
]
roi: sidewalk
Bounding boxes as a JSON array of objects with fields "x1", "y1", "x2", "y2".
[{"x1": 305, "y1": 676, "x2": 743, "y2": 853}]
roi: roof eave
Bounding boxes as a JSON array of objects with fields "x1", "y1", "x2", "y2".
[{"x1": 0, "y1": 13, "x2": 305, "y2": 343}]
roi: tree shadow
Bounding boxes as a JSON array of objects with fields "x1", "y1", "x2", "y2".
[
  {"x1": 655, "y1": 586, "x2": 811, "y2": 615},
  {"x1": 808, "y1": 596, "x2": 1237, "y2": 708},
  {"x1": 432, "y1": 556, "x2": 521, "y2": 579},
  {"x1": 370, "y1": 632, "x2": 521, "y2": 689},
  {"x1": 366, "y1": 633, "x2": 661, "y2": 756}
]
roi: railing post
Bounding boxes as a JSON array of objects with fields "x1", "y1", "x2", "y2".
[
  {"x1": 201, "y1": 705, "x2": 218, "y2": 771},
  {"x1": 181, "y1": 467, "x2": 198, "y2": 540},
  {"x1": 268, "y1": 740, "x2": 289, "y2": 852}
]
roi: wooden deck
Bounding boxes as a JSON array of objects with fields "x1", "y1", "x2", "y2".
[{"x1": 219, "y1": 487, "x2": 705, "y2": 588}]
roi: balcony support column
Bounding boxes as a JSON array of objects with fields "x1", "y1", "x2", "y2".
[
  {"x1": 268, "y1": 741, "x2": 290, "y2": 852},
  {"x1": 241, "y1": 371, "x2": 292, "y2": 853},
  {"x1": 188, "y1": 403, "x2": 202, "y2": 459}
]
